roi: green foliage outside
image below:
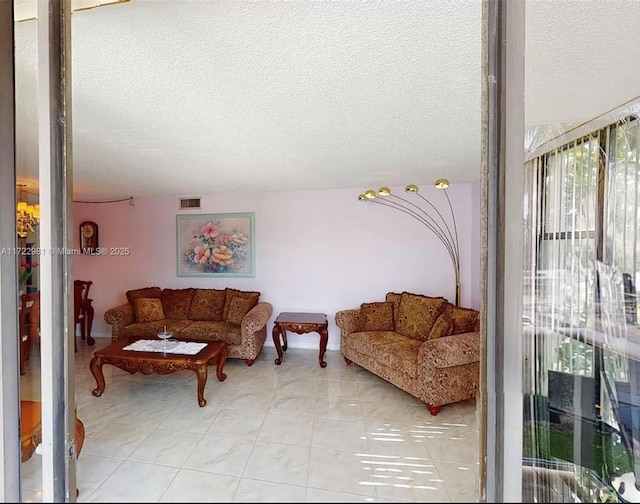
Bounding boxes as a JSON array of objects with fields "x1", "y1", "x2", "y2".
[{"x1": 523, "y1": 421, "x2": 633, "y2": 502}]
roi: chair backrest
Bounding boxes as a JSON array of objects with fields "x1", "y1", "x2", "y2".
[
  {"x1": 74, "y1": 280, "x2": 92, "y2": 302},
  {"x1": 74, "y1": 283, "x2": 85, "y2": 321},
  {"x1": 19, "y1": 291, "x2": 40, "y2": 342}
]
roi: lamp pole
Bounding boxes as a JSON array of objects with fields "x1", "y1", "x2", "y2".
[{"x1": 359, "y1": 181, "x2": 462, "y2": 306}]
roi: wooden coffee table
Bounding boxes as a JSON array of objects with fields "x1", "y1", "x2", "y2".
[{"x1": 89, "y1": 338, "x2": 227, "y2": 407}]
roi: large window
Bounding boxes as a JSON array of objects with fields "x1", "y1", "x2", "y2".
[{"x1": 523, "y1": 116, "x2": 640, "y2": 503}]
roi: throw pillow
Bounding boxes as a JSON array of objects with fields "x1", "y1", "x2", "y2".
[
  {"x1": 161, "y1": 288, "x2": 195, "y2": 319},
  {"x1": 395, "y1": 292, "x2": 447, "y2": 341},
  {"x1": 134, "y1": 298, "x2": 165, "y2": 323},
  {"x1": 385, "y1": 292, "x2": 403, "y2": 325},
  {"x1": 226, "y1": 296, "x2": 255, "y2": 325},
  {"x1": 443, "y1": 303, "x2": 479, "y2": 335},
  {"x1": 428, "y1": 313, "x2": 454, "y2": 340},
  {"x1": 360, "y1": 302, "x2": 395, "y2": 332},
  {"x1": 222, "y1": 288, "x2": 260, "y2": 321},
  {"x1": 126, "y1": 286, "x2": 162, "y2": 305},
  {"x1": 189, "y1": 289, "x2": 226, "y2": 321}
]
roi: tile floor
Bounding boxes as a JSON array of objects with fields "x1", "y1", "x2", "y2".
[{"x1": 20, "y1": 338, "x2": 480, "y2": 502}]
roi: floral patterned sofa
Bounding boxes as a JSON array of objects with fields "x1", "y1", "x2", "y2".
[
  {"x1": 335, "y1": 291, "x2": 480, "y2": 415},
  {"x1": 104, "y1": 286, "x2": 273, "y2": 365}
]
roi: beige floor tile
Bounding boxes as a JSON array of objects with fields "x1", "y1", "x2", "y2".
[
  {"x1": 81, "y1": 461, "x2": 178, "y2": 502},
  {"x1": 258, "y1": 412, "x2": 314, "y2": 446},
  {"x1": 127, "y1": 427, "x2": 203, "y2": 467},
  {"x1": 159, "y1": 470, "x2": 239, "y2": 502},
  {"x1": 242, "y1": 440, "x2": 310, "y2": 486},
  {"x1": 232, "y1": 478, "x2": 307, "y2": 502},
  {"x1": 307, "y1": 447, "x2": 377, "y2": 497},
  {"x1": 21, "y1": 345, "x2": 479, "y2": 503},
  {"x1": 182, "y1": 434, "x2": 254, "y2": 477},
  {"x1": 312, "y1": 418, "x2": 369, "y2": 452}
]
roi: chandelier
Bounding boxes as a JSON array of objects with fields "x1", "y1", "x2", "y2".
[
  {"x1": 358, "y1": 179, "x2": 461, "y2": 306},
  {"x1": 16, "y1": 185, "x2": 40, "y2": 239}
]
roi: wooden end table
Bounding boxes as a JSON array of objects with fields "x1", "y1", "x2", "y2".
[
  {"x1": 272, "y1": 312, "x2": 329, "y2": 368},
  {"x1": 89, "y1": 338, "x2": 227, "y2": 407}
]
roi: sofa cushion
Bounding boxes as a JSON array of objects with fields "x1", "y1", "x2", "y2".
[
  {"x1": 126, "y1": 286, "x2": 162, "y2": 305},
  {"x1": 161, "y1": 288, "x2": 195, "y2": 320},
  {"x1": 226, "y1": 296, "x2": 255, "y2": 325},
  {"x1": 134, "y1": 298, "x2": 165, "y2": 323},
  {"x1": 347, "y1": 331, "x2": 401, "y2": 358},
  {"x1": 360, "y1": 302, "x2": 395, "y2": 332},
  {"x1": 178, "y1": 321, "x2": 242, "y2": 346},
  {"x1": 376, "y1": 339, "x2": 422, "y2": 378},
  {"x1": 395, "y1": 292, "x2": 447, "y2": 341},
  {"x1": 347, "y1": 331, "x2": 420, "y2": 378},
  {"x1": 428, "y1": 313, "x2": 454, "y2": 340},
  {"x1": 385, "y1": 292, "x2": 403, "y2": 325},
  {"x1": 189, "y1": 289, "x2": 226, "y2": 321},
  {"x1": 122, "y1": 319, "x2": 192, "y2": 339},
  {"x1": 443, "y1": 303, "x2": 479, "y2": 335},
  {"x1": 222, "y1": 288, "x2": 260, "y2": 321}
]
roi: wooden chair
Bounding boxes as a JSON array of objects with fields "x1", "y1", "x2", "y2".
[
  {"x1": 19, "y1": 291, "x2": 40, "y2": 376},
  {"x1": 74, "y1": 280, "x2": 95, "y2": 351},
  {"x1": 20, "y1": 400, "x2": 85, "y2": 496}
]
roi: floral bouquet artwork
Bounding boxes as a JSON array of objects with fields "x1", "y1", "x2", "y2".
[{"x1": 177, "y1": 213, "x2": 255, "y2": 277}]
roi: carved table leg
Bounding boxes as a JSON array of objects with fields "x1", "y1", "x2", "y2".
[
  {"x1": 318, "y1": 325, "x2": 328, "y2": 368},
  {"x1": 216, "y1": 346, "x2": 228, "y2": 382},
  {"x1": 85, "y1": 304, "x2": 95, "y2": 346},
  {"x1": 282, "y1": 330, "x2": 288, "y2": 351},
  {"x1": 90, "y1": 356, "x2": 106, "y2": 397},
  {"x1": 195, "y1": 364, "x2": 208, "y2": 407},
  {"x1": 273, "y1": 323, "x2": 284, "y2": 365}
]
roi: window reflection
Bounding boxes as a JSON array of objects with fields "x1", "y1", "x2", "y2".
[{"x1": 523, "y1": 115, "x2": 640, "y2": 502}]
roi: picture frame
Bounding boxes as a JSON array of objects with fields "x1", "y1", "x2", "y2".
[
  {"x1": 79, "y1": 221, "x2": 99, "y2": 255},
  {"x1": 176, "y1": 212, "x2": 255, "y2": 278}
]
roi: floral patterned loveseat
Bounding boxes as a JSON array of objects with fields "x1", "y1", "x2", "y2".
[
  {"x1": 335, "y1": 291, "x2": 480, "y2": 415},
  {"x1": 104, "y1": 286, "x2": 273, "y2": 366}
]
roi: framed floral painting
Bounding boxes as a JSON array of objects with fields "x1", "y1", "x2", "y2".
[{"x1": 176, "y1": 212, "x2": 255, "y2": 277}]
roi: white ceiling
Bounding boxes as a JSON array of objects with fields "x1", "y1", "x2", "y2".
[{"x1": 12, "y1": 0, "x2": 640, "y2": 199}]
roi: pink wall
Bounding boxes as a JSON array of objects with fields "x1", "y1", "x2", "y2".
[{"x1": 73, "y1": 183, "x2": 480, "y2": 350}]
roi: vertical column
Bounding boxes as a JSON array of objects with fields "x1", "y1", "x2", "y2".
[
  {"x1": 0, "y1": 1, "x2": 22, "y2": 501},
  {"x1": 482, "y1": 0, "x2": 525, "y2": 502},
  {"x1": 38, "y1": 0, "x2": 75, "y2": 501}
]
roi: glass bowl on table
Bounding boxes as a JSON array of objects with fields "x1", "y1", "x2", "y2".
[{"x1": 156, "y1": 327, "x2": 174, "y2": 353}]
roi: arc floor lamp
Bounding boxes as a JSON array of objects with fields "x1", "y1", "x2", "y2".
[{"x1": 358, "y1": 179, "x2": 461, "y2": 306}]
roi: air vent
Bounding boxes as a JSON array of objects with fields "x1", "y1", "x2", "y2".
[{"x1": 179, "y1": 197, "x2": 201, "y2": 210}]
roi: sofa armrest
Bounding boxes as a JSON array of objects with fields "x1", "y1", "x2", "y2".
[
  {"x1": 418, "y1": 331, "x2": 480, "y2": 369},
  {"x1": 241, "y1": 301, "x2": 273, "y2": 339},
  {"x1": 104, "y1": 303, "x2": 134, "y2": 341},
  {"x1": 335, "y1": 309, "x2": 361, "y2": 337}
]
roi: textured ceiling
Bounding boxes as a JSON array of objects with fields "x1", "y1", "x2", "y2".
[
  {"x1": 524, "y1": 0, "x2": 640, "y2": 145},
  {"x1": 14, "y1": 0, "x2": 483, "y2": 199},
  {"x1": 13, "y1": 0, "x2": 640, "y2": 199},
  {"x1": 13, "y1": 0, "x2": 128, "y2": 21}
]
